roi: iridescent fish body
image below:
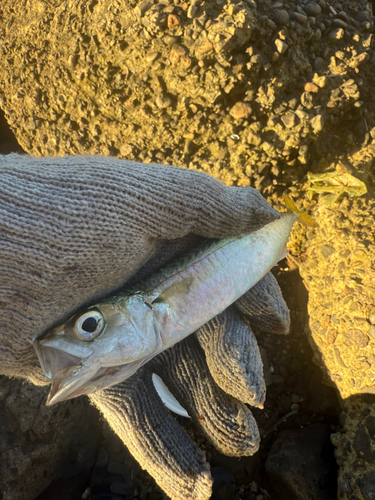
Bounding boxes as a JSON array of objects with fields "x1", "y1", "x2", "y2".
[{"x1": 34, "y1": 199, "x2": 315, "y2": 406}]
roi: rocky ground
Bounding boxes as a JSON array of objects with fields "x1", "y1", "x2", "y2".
[{"x1": 1, "y1": 0, "x2": 375, "y2": 498}]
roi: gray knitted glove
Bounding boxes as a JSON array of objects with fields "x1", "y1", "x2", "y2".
[{"x1": 0, "y1": 154, "x2": 290, "y2": 500}]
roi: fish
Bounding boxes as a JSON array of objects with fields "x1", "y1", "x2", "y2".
[{"x1": 34, "y1": 194, "x2": 316, "y2": 406}]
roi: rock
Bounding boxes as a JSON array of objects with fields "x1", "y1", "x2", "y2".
[
  {"x1": 155, "y1": 93, "x2": 172, "y2": 109},
  {"x1": 281, "y1": 112, "x2": 298, "y2": 128},
  {"x1": 265, "y1": 423, "x2": 337, "y2": 500},
  {"x1": 328, "y1": 28, "x2": 344, "y2": 41},
  {"x1": 301, "y1": 92, "x2": 313, "y2": 109},
  {"x1": 311, "y1": 114, "x2": 324, "y2": 133},
  {"x1": 273, "y1": 10, "x2": 289, "y2": 26},
  {"x1": 290, "y1": 12, "x2": 307, "y2": 24},
  {"x1": 304, "y1": 82, "x2": 319, "y2": 93},
  {"x1": 303, "y1": 2, "x2": 322, "y2": 17},
  {"x1": 247, "y1": 131, "x2": 262, "y2": 146},
  {"x1": 229, "y1": 102, "x2": 252, "y2": 119},
  {"x1": 275, "y1": 39, "x2": 288, "y2": 54}
]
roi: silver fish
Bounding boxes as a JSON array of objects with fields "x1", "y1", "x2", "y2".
[{"x1": 35, "y1": 201, "x2": 313, "y2": 406}]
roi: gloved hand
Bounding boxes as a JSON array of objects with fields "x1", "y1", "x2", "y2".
[{"x1": 0, "y1": 154, "x2": 290, "y2": 499}]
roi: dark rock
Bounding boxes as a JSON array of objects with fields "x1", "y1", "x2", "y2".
[
  {"x1": 353, "y1": 427, "x2": 375, "y2": 463},
  {"x1": 359, "y1": 471, "x2": 375, "y2": 500},
  {"x1": 265, "y1": 423, "x2": 337, "y2": 500}
]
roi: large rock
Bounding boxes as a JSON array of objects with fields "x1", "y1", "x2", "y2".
[{"x1": 265, "y1": 423, "x2": 337, "y2": 500}]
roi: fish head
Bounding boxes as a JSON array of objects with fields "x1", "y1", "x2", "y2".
[{"x1": 34, "y1": 295, "x2": 161, "y2": 405}]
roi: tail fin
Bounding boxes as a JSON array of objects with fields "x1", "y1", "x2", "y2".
[{"x1": 283, "y1": 192, "x2": 318, "y2": 228}]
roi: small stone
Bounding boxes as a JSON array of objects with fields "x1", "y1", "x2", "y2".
[
  {"x1": 155, "y1": 93, "x2": 172, "y2": 109},
  {"x1": 270, "y1": 51, "x2": 279, "y2": 62},
  {"x1": 328, "y1": 28, "x2": 344, "y2": 41},
  {"x1": 275, "y1": 39, "x2": 288, "y2": 54},
  {"x1": 311, "y1": 114, "x2": 324, "y2": 133},
  {"x1": 301, "y1": 91, "x2": 313, "y2": 109},
  {"x1": 196, "y1": 39, "x2": 213, "y2": 55},
  {"x1": 291, "y1": 12, "x2": 307, "y2": 24},
  {"x1": 146, "y1": 51, "x2": 159, "y2": 63},
  {"x1": 187, "y1": 4, "x2": 198, "y2": 18},
  {"x1": 314, "y1": 28, "x2": 322, "y2": 39},
  {"x1": 163, "y1": 35, "x2": 179, "y2": 45},
  {"x1": 320, "y1": 245, "x2": 335, "y2": 258},
  {"x1": 169, "y1": 44, "x2": 187, "y2": 64},
  {"x1": 368, "y1": 325, "x2": 375, "y2": 340},
  {"x1": 281, "y1": 112, "x2": 297, "y2": 128},
  {"x1": 134, "y1": 0, "x2": 154, "y2": 17},
  {"x1": 291, "y1": 403, "x2": 300, "y2": 411},
  {"x1": 314, "y1": 57, "x2": 324, "y2": 70},
  {"x1": 332, "y1": 18, "x2": 348, "y2": 28},
  {"x1": 230, "y1": 102, "x2": 252, "y2": 119},
  {"x1": 305, "y1": 82, "x2": 319, "y2": 93},
  {"x1": 247, "y1": 130, "x2": 262, "y2": 146},
  {"x1": 273, "y1": 10, "x2": 289, "y2": 26},
  {"x1": 168, "y1": 14, "x2": 180, "y2": 29},
  {"x1": 303, "y1": 2, "x2": 322, "y2": 16}
]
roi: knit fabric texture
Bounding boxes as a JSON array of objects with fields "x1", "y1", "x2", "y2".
[{"x1": 0, "y1": 154, "x2": 289, "y2": 499}]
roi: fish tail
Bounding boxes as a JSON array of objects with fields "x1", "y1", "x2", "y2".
[{"x1": 283, "y1": 192, "x2": 318, "y2": 228}]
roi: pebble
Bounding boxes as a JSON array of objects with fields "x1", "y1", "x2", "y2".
[
  {"x1": 313, "y1": 57, "x2": 323, "y2": 70},
  {"x1": 230, "y1": 102, "x2": 252, "y2": 119},
  {"x1": 303, "y1": 2, "x2": 321, "y2": 16},
  {"x1": 328, "y1": 28, "x2": 344, "y2": 41},
  {"x1": 155, "y1": 94, "x2": 172, "y2": 109},
  {"x1": 134, "y1": 0, "x2": 153, "y2": 17},
  {"x1": 275, "y1": 39, "x2": 288, "y2": 54},
  {"x1": 163, "y1": 35, "x2": 179, "y2": 45},
  {"x1": 301, "y1": 91, "x2": 313, "y2": 109},
  {"x1": 146, "y1": 51, "x2": 159, "y2": 63},
  {"x1": 281, "y1": 112, "x2": 297, "y2": 128},
  {"x1": 311, "y1": 114, "x2": 324, "y2": 133},
  {"x1": 332, "y1": 18, "x2": 348, "y2": 29},
  {"x1": 305, "y1": 82, "x2": 319, "y2": 93},
  {"x1": 273, "y1": 10, "x2": 289, "y2": 26},
  {"x1": 187, "y1": 4, "x2": 197, "y2": 18},
  {"x1": 291, "y1": 12, "x2": 307, "y2": 24},
  {"x1": 247, "y1": 130, "x2": 262, "y2": 146}
]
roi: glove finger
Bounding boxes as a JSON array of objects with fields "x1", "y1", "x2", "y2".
[
  {"x1": 235, "y1": 272, "x2": 290, "y2": 335},
  {"x1": 90, "y1": 367, "x2": 213, "y2": 500},
  {"x1": 150, "y1": 336, "x2": 260, "y2": 457},
  {"x1": 195, "y1": 307, "x2": 265, "y2": 408}
]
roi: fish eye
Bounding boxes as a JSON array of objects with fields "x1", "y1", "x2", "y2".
[{"x1": 73, "y1": 310, "x2": 105, "y2": 341}]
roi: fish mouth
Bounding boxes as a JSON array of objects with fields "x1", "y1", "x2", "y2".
[
  {"x1": 34, "y1": 338, "x2": 100, "y2": 405},
  {"x1": 34, "y1": 337, "x2": 158, "y2": 405}
]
